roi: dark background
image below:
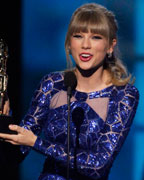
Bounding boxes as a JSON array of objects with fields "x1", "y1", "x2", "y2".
[
  {"x1": 0, "y1": 0, "x2": 21, "y2": 179},
  {"x1": 0, "y1": 0, "x2": 21, "y2": 121}
]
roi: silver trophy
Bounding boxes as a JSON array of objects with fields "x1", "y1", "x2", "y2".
[{"x1": 0, "y1": 38, "x2": 8, "y2": 115}]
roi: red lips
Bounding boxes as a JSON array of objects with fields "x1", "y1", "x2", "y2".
[{"x1": 79, "y1": 53, "x2": 93, "y2": 62}]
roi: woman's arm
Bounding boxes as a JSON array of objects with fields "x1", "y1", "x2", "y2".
[{"x1": 0, "y1": 74, "x2": 51, "y2": 154}]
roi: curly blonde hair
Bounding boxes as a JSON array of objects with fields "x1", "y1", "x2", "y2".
[{"x1": 65, "y1": 3, "x2": 132, "y2": 86}]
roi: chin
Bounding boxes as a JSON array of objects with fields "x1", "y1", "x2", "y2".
[
  {"x1": 77, "y1": 63, "x2": 92, "y2": 70},
  {"x1": 76, "y1": 61, "x2": 104, "y2": 77},
  {"x1": 79, "y1": 65, "x2": 94, "y2": 71}
]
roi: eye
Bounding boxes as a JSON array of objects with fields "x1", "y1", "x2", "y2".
[
  {"x1": 72, "y1": 34, "x2": 82, "y2": 38},
  {"x1": 92, "y1": 35, "x2": 102, "y2": 40}
]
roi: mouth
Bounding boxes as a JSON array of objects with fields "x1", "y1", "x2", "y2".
[{"x1": 79, "y1": 53, "x2": 93, "y2": 62}]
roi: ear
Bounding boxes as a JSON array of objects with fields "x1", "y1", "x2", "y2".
[{"x1": 107, "y1": 39, "x2": 117, "y2": 54}]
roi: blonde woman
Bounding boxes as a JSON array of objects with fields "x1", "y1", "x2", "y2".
[{"x1": 0, "y1": 3, "x2": 139, "y2": 180}]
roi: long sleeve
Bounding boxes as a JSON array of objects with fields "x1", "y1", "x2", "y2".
[
  {"x1": 74, "y1": 85, "x2": 139, "y2": 178},
  {"x1": 20, "y1": 74, "x2": 52, "y2": 155},
  {"x1": 32, "y1": 84, "x2": 139, "y2": 179}
]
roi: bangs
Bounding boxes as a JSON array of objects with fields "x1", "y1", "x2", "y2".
[{"x1": 70, "y1": 10, "x2": 109, "y2": 38}]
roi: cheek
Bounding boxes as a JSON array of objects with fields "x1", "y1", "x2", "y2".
[
  {"x1": 70, "y1": 39, "x2": 79, "y2": 50},
  {"x1": 70, "y1": 41, "x2": 80, "y2": 58},
  {"x1": 94, "y1": 43, "x2": 108, "y2": 54}
]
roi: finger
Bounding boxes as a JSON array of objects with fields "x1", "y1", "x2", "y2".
[
  {"x1": 6, "y1": 109, "x2": 10, "y2": 115},
  {"x1": 4, "y1": 139, "x2": 19, "y2": 145},
  {"x1": 3, "y1": 100, "x2": 10, "y2": 115},
  {"x1": 0, "y1": 133, "x2": 16, "y2": 140},
  {"x1": 4, "y1": 109, "x2": 9, "y2": 116},
  {"x1": 3, "y1": 106, "x2": 7, "y2": 115},
  {"x1": 9, "y1": 125, "x2": 25, "y2": 133}
]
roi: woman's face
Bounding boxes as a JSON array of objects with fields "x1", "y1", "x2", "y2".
[{"x1": 70, "y1": 30, "x2": 115, "y2": 71}]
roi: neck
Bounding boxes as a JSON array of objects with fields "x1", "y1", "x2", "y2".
[{"x1": 75, "y1": 67, "x2": 111, "y2": 93}]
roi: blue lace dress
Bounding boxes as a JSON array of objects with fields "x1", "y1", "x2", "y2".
[{"x1": 20, "y1": 72, "x2": 139, "y2": 180}]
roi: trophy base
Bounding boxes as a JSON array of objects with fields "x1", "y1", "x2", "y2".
[{"x1": 0, "y1": 115, "x2": 17, "y2": 134}]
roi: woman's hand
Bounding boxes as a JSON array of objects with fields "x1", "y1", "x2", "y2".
[{"x1": 0, "y1": 125, "x2": 37, "y2": 147}]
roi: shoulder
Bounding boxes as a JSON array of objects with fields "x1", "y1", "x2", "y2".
[
  {"x1": 41, "y1": 71, "x2": 64, "y2": 82},
  {"x1": 107, "y1": 84, "x2": 139, "y2": 125},
  {"x1": 38, "y1": 71, "x2": 65, "y2": 93},
  {"x1": 112, "y1": 83, "x2": 139, "y2": 100},
  {"x1": 109, "y1": 84, "x2": 139, "y2": 112}
]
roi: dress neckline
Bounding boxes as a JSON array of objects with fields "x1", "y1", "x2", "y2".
[
  {"x1": 75, "y1": 85, "x2": 114, "y2": 95},
  {"x1": 73, "y1": 85, "x2": 114, "y2": 101}
]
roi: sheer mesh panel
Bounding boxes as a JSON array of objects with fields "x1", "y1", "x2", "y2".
[
  {"x1": 50, "y1": 90, "x2": 76, "y2": 109},
  {"x1": 86, "y1": 98, "x2": 109, "y2": 121},
  {"x1": 50, "y1": 90, "x2": 109, "y2": 122}
]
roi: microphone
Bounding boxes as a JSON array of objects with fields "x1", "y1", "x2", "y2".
[
  {"x1": 72, "y1": 107, "x2": 84, "y2": 142},
  {"x1": 64, "y1": 71, "x2": 77, "y2": 97},
  {"x1": 64, "y1": 71, "x2": 77, "y2": 180},
  {"x1": 72, "y1": 107, "x2": 84, "y2": 170}
]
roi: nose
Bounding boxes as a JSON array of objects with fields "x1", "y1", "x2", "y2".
[{"x1": 81, "y1": 37, "x2": 91, "y2": 49}]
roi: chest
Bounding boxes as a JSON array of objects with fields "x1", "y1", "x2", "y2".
[{"x1": 43, "y1": 100, "x2": 109, "y2": 149}]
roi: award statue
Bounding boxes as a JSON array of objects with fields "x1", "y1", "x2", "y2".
[
  {"x1": 0, "y1": 41, "x2": 21, "y2": 173},
  {"x1": 0, "y1": 38, "x2": 9, "y2": 114},
  {"x1": 0, "y1": 38, "x2": 15, "y2": 134}
]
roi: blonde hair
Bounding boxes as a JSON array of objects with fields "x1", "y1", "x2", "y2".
[{"x1": 65, "y1": 3, "x2": 132, "y2": 86}]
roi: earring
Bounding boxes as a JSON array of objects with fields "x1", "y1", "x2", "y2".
[
  {"x1": 68, "y1": 49, "x2": 72, "y2": 55},
  {"x1": 107, "y1": 52, "x2": 112, "y2": 59}
]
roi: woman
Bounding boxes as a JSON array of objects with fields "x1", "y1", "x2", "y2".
[{"x1": 0, "y1": 3, "x2": 139, "y2": 180}]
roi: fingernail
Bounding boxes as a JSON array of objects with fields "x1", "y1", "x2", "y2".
[{"x1": 9, "y1": 124, "x2": 14, "y2": 128}]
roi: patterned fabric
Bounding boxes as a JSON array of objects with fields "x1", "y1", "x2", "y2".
[{"x1": 20, "y1": 72, "x2": 139, "y2": 180}]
